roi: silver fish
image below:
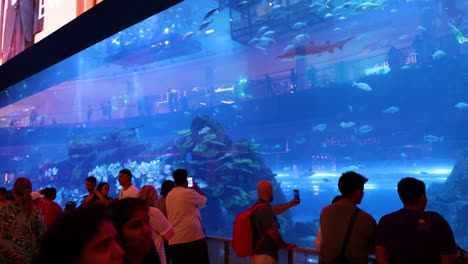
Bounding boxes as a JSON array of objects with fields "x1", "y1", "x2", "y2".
[
  {"x1": 292, "y1": 22, "x2": 307, "y2": 30},
  {"x1": 353, "y1": 81, "x2": 372, "y2": 91},
  {"x1": 235, "y1": 0, "x2": 249, "y2": 10},
  {"x1": 313, "y1": 123, "x2": 327, "y2": 132},
  {"x1": 257, "y1": 26, "x2": 269, "y2": 35},
  {"x1": 355, "y1": 125, "x2": 373, "y2": 134},
  {"x1": 340, "y1": 121, "x2": 355, "y2": 128},
  {"x1": 262, "y1": 31, "x2": 276, "y2": 39},
  {"x1": 204, "y1": 7, "x2": 219, "y2": 20},
  {"x1": 292, "y1": 34, "x2": 310, "y2": 44},
  {"x1": 183, "y1": 31, "x2": 196, "y2": 40},
  {"x1": 454, "y1": 102, "x2": 468, "y2": 110},
  {"x1": 382, "y1": 106, "x2": 400, "y2": 114},
  {"x1": 424, "y1": 135, "x2": 443, "y2": 143},
  {"x1": 199, "y1": 20, "x2": 213, "y2": 31}
]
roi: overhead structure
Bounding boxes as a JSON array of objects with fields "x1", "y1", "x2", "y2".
[{"x1": 229, "y1": 0, "x2": 334, "y2": 46}]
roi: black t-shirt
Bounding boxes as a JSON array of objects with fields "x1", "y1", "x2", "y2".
[
  {"x1": 251, "y1": 200, "x2": 280, "y2": 260},
  {"x1": 376, "y1": 209, "x2": 456, "y2": 264},
  {"x1": 79, "y1": 193, "x2": 102, "y2": 207}
]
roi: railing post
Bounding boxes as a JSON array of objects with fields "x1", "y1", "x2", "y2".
[
  {"x1": 206, "y1": 236, "x2": 374, "y2": 264},
  {"x1": 224, "y1": 241, "x2": 230, "y2": 264}
]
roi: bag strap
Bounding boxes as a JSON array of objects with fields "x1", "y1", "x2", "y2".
[
  {"x1": 250, "y1": 202, "x2": 270, "y2": 253},
  {"x1": 339, "y1": 207, "x2": 360, "y2": 257},
  {"x1": 253, "y1": 234, "x2": 267, "y2": 253}
]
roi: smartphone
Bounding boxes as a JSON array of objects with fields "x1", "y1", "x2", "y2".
[
  {"x1": 187, "y1": 176, "x2": 193, "y2": 187},
  {"x1": 293, "y1": 189, "x2": 300, "y2": 202}
]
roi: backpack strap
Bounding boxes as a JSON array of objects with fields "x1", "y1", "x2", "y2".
[
  {"x1": 339, "y1": 207, "x2": 360, "y2": 257},
  {"x1": 250, "y1": 202, "x2": 270, "y2": 253}
]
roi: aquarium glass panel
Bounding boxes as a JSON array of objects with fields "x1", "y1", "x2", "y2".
[{"x1": 1, "y1": 0, "x2": 468, "y2": 249}]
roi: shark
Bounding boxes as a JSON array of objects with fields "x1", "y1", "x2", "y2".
[{"x1": 278, "y1": 37, "x2": 354, "y2": 59}]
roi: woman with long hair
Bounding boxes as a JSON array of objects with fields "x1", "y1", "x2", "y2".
[
  {"x1": 156, "y1": 180, "x2": 175, "y2": 264},
  {"x1": 157, "y1": 180, "x2": 175, "y2": 217},
  {"x1": 0, "y1": 177, "x2": 47, "y2": 264},
  {"x1": 95, "y1": 182, "x2": 113, "y2": 206},
  {"x1": 111, "y1": 198, "x2": 161, "y2": 264},
  {"x1": 36, "y1": 205, "x2": 123, "y2": 264},
  {"x1": 138, "y1": 186, "x2": 174, "y2": 264}
]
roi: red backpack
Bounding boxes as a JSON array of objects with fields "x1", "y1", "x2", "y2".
[{"x1": 232, "y1": 202, "x2": 270, "y2": 257}]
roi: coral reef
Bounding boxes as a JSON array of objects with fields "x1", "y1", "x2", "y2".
[{"x1": 174, "y1": 115, "x2": 295, "y2": 239}]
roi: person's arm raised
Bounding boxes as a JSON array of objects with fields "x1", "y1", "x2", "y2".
[
  {"x1": 272, "y1": 199, "x2": 300, "y2": 215},
  {"x1": 190, "y1": 182, "x2": 207, "y2": 206}
]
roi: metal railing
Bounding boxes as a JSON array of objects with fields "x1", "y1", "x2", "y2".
[{"x1": 206, "y1": 236, "x2": 376, "y2": 264}]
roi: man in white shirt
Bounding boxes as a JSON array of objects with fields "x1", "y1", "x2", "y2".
[
  {"x1": 117, "y1": 169, "x2": 139, "y2": 199},
  {"x1": 166, "y1": 168, "x2": 209, "y2": 264}
]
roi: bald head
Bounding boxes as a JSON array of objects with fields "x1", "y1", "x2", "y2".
[{"x1": 257, "y1": 180, "x2": 273, "y2": 202}]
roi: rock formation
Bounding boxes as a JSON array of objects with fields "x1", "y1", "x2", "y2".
[{"x1": 427, "y1": 147, "x2": 468, "y2": 250}]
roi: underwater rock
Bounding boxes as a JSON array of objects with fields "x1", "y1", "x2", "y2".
[
  {"x1": 428, "y1": 147, "x2": 468, "y2": 249},
  {"x1": 174, "y1": 115, "x2": 295, "y2": 240}
]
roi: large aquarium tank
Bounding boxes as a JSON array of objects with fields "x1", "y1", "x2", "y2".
[{"x1": 1, "y1": 0, "x2": 467, "y2": 249}]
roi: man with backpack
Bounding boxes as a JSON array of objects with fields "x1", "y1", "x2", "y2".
[
  {"x1": 319, "y1": 171, "x2": 376, "y2": 264},
  {"x1": 248, "y1": 179, "x2": 297, "y2": 263}
]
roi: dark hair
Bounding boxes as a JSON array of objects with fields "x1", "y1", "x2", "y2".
[
  {"x1": 111, "y1": 198, "x2": 159, "y2": 264},
  {"x1": 13, "y1": 177, "x2": 33, "y2": 214},
  {"x1": 97, "y1": 182, "x2": 109, "y2": 192},
  {"x1": 0, "y1": 187, "x2": 7, "y2": 196},
  {"x1": 86, "y1": 176, "x2": 97, "y2": 184},
  {"x1": 172, "y1": 168, "x2": 188, "y2": 186},
  {"x1": 160, "y1": 180, "x2": 175, "y2": 196},
  {"x1": 111, "y1": 198, "x2": 148, "y2": 236},
  {"x1": 397, "y1": 177, "x2": 426, "y2": 205},
  {"x1": 331, "y1": 195, "x2": 342, "y2": 204},
  {"x1": 338, "y1": 171, "x2": 368, "y2": 197},
  {"x1": 119, "y1": 169, "x2": 132, "y2": 180},
  {"x1": 43, "y1": 187, "x2": 57, "y2": 200},
  {"x1": 35, "y1": 205, "x2": 112, "y2": 264},
  {"x1": 64, "y1": 201, "x2": 77, "y2": 214}
]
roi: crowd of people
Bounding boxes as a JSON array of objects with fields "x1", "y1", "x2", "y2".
[
  {"x1": 0, "y1": 168, "x2": 210, "y2": 264},
  {"x1": 0, "y1": 168, "x2": 466, "y2": 264}
]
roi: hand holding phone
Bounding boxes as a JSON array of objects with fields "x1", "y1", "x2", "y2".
[
  {"x1": 187, "y1": 176, "x2": 193, "y2": 187},
  {"x1": 293, "y1": 189, "x2": 300, "y2": 202}
]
